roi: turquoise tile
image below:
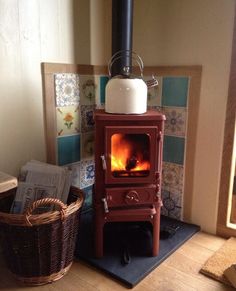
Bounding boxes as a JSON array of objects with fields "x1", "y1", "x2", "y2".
[
  {"x1": 57, "y1": 134, "x2": 81, "y2": 166},
  {"x1": 163, "y1": 135, "x2": 185, "y2": 165},
  {"x1": 162, "y1": 77, "x2": 189, "y2": 107},
  {"x1": 100, "y1": 76, "x2": 109, "y2": 104}
]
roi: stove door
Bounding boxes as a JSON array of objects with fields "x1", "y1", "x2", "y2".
[{"x1": 104, "y1": 126, "x2": 158, "y2": 184}]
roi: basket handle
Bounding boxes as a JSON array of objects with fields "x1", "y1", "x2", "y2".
[{"x1": 25, "y1": 198, "x2": 68, "y2": 226}]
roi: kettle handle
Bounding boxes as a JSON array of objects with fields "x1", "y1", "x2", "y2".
[{"x1": 108, "y1": 50, "x2": 144, "y2": 78}]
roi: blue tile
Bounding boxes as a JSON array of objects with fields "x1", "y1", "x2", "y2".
[
  {"x1": 162, "y1": 77, "x2": 189, "y2": 107},
  {"x1": 100, "y1": 76, "x2": 109, "y2": 104},
  {"x1": 57, "y1": 134, "x2": 81, "y2": 166},
  {"x1": 163, "y1": 135, "x2": 185, "y2": 165},
  {"x1": 80, "y1": 159, "x2": 95, "y2": 188}
]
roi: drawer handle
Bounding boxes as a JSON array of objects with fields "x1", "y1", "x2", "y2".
[{"x1": 125, "y1": 190, "x2": 140, "y2": 204}]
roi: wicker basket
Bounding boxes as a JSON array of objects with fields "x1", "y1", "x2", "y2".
[{"x1": 0, "y1": 187, "x2": 84, "y2": 285}]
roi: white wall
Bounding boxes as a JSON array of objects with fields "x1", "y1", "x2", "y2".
[{"x1": 0, "y1": 0, "x2": 76, "y2": 176}]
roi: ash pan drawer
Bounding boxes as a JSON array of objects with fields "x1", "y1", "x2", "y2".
[{"x1": 106, "y1": 186, "x2": 157, "y2": 207}]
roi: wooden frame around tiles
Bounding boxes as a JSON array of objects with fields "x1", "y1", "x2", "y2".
[{"x1": 41, "y1": 63, "x2": 202, "y2": 221}]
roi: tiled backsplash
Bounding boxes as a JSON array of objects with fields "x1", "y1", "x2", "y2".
[{"x1": 54, "y1": 73, "x2": 189, "y2": 219}]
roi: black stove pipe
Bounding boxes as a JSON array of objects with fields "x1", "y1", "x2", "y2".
[{"x1": 111, "y1": 0, "x2": 133, "y2": 77}]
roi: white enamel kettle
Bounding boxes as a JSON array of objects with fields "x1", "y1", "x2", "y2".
[{"x1": 105, "y1": 51, "x2": 157, "y2": 114}]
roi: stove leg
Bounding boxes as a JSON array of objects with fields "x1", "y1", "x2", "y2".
[
  {"x1": 95, "y1": 215, "x2": 104, "y2": 258},
  {"x1": 95, "y1": 228, "x2": 103, "y2": 258},
  {"x1": 152, "y1": 214, "x2": 160, "y2": 256}
]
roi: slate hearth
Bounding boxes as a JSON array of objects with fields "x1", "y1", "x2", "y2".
[{"x1": 75, "y1": 210, "x2": 200, "y2": 288}]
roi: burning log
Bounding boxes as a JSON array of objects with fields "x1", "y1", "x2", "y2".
[{"x1": 125, "y1": 156, "x2": 138, "y2": 171}]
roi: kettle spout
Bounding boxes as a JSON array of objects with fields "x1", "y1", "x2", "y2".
[{"x1": 146, "y1": 75, "x2": 158, "y2": 89}]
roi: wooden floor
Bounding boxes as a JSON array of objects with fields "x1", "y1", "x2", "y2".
[{"x1": 0, "y1": 232, "x2": 234, "y2": 291}]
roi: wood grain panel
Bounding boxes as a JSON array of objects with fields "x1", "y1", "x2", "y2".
[{"x1": 217, "y1": 3, "x2": 236, "y2": 238}]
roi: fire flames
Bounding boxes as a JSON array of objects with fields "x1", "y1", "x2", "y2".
[{"x1": 111, "y1": 133, "x2": 150, "y2": 174}]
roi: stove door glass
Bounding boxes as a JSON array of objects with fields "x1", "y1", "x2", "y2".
[{"x1": 111, "y1": 133, "x2": 150, "y2": 177}]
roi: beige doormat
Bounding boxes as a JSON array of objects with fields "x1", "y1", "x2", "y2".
[{"x1": 200, "y1": 237, "x2": 236, "y2": 286}]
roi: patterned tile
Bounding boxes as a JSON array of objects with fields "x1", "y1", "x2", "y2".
[
  {"x1": 145, "y1": 76, "x2": 162, "y2": 107},
  {"x1": 56, "y1": 105, "x2": 80, "y2": 136},
  {"x1": 57, "y1": 134, "x2": 81, "y2": 166},
  {"x1": 161, "y1": 190, "x2": 182, "y2": 220},
  {"x1": 162, "y1": 77, "x2": 189, "y2": 107},
  {"x1": 81, "y1": 185, "x2": 93, "y2": 212},
  {"x1": 163, "y1": 107, "x2": 187, "y2": 137},
  {"x1": 147, "y1": 105, "x2": 163, "y2": 112},
  {"x1": 80, "y1": 159, "x2": 95, "y2": 188},
  {"x1": 160, "y1": 204, "x2": 169, "y2": 217},
  {"x1": 162, "y1": 162, "x2": 184, "y2": 195},
  {"x1": 81, "y1": 105, "x2": 96, "y2": 133},
  {"x1": 79, "y1": 75, "x2": 96, "y2": 105},
  {"x1": 163, "y1": 135, "x2": 185, "y2": 165},
  {"x1": 55, "y1": 73, "x2": 80, "y2": 107},
  {"x1": 81, "y1": 132, "x2": 95, "y2": 159},
  {"x1": 66, "y1": 162, "x2": 80, "y2": 188},
  {"x1": 100, "y1": 76, "x2": 109, "y2": 104}
]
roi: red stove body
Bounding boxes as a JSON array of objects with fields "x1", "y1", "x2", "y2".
[{"x1": 94, "y1": 109, "x2": 165, "y2": 257}]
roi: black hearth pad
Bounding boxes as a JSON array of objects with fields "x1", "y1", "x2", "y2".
[{"x1": 75, "y1": 210, "x2": 200, "y2": 288}]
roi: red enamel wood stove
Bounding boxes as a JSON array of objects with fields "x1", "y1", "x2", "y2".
[{"x1": 94, "y1": 109, "x2": 165, "y2": 258}]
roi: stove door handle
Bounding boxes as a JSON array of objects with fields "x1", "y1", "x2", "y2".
[
  {"x1": 101, "y1": 198, "x2": 109, "y2": 213},
  {"x1": 100, "y1": 155, "x2": 107, "y2": 170}
]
